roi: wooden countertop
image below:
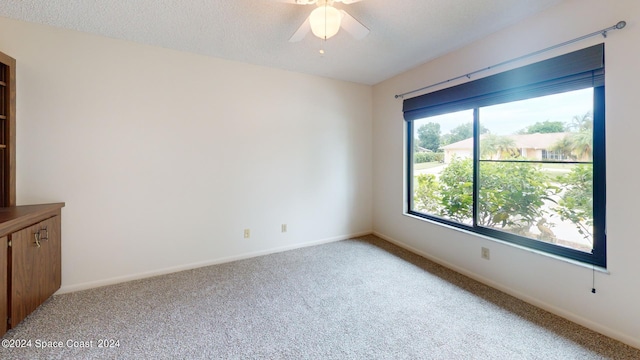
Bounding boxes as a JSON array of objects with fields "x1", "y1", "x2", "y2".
[{"x1": 0, "y1": 203, "x2": 65, "y2": 237}]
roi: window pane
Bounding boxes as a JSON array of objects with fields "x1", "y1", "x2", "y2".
[
  {"x1": 479, "y1": 88, "x2": 593, "y2": 162},
  {"x1": 477, "y1": 88, "x2": 594, "y2": 252},
  {"x1": 411, "y1": 109, "x2": 474, "y2": 225}
]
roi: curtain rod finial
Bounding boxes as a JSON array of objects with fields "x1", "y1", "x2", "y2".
[{"x1": 616, "y1": 21, "x2": 626, "y2": 30}]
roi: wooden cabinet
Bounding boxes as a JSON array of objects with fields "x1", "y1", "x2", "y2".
[
  {"x1": 0, "y1": 236, "x2": 6, "y2": 336},
  {"x1": 10, "y1": 216, "x2": 61, "y2": 328},
  {"x1": 0, "y1": 203, "x2": 64, "y2": 337},
  {"x1": 0, "y1": 52, "x2": 58, "y2": 337}
]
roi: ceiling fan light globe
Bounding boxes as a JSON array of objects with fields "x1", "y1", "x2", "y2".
[{"x1": 309, "y1": 5, "x2": 341, "y2": 39}]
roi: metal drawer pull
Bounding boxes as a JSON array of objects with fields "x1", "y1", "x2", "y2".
[
  {"x1": 34, "y1": 227, "x2": 49, "y2": 248},
  {"x1": 41, "y1": 226, "x2": 49, "y2": 241}
]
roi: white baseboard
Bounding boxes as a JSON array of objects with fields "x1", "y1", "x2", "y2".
[
  {"x1": 372, "y1": 231, "x2": 640, "y2": 351},
  {"x1": 58, "y1": 230, "x2": 372, "y2": 295}
]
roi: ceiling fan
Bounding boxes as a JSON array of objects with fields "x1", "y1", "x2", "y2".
[{"x1": 285, "y1": 0, "x2": 370, "y2": 43}]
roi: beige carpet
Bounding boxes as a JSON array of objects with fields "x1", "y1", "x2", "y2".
[{"x1": 1, "y1": 235, "x2": 638, "y2": 359}]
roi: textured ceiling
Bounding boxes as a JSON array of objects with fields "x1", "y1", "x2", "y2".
[{"x1": 0, "y1": 0, "x2": 563, "y2": 85}]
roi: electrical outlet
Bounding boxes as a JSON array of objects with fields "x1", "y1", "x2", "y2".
[
  {"x1": 481, "y1": 247, "x2": 490, "y2": 260},
  {"x1": 244, "y1": 229, "x2": 250, "y2": 238},
  {"x1": 281, "y1": 224, "x2": 287, "y2": 233}
]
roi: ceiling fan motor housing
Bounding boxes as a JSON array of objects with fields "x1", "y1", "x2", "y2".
[{"x1": 288, "y1": 0, "x2": 369, "y2": 42}]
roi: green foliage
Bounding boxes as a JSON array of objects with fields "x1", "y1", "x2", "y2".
[
  {"x1": 518, "y1": 120, "x2": 566, "y2": 134},
  {"x1": 414, "y1": 152, "x2": 431, "y2": 163},
  {"x1": 548, "y1": 112, "x2": 593, "y2": 161},
  {"x1": 568, "y1": 112, "x2": 593, "y2": 132},
  {"x1": 480, "y1": 134, "x2": 518, "y2": 160},
  {"x1": 414, "y1": 174, "x2": 441, "y2": 213},
  {"x1": 411, "y1": 111, "x2": 596, "y2": 245},
  {"x1": 438, "y1": 157, "x2": 474, "y2": 222},
  {"x1": 414, "y1": 151, "x2": 445, "y2": 163},
  {"x1": 476, "y1": 162, "x2": 555, "y2": 228},
  {"x1": 549, "y1": 136, "x2": 577, "y2": 161},
  {"x1": 550, "y1": 131, "x2": 592, "y2": 162},
  {"x1": 414, "y1": 157, "x2": 555, "y2": 229},
  {"x1": 570, "y1": 131, "x2": 592, "y2": 161},
  {"x1": 555, "y1": 164, "x2": 593, "y2": 242},
  {"x1": 440, "y1": 122, "x2": 489, "y2": 146},
  {"x1": 417, "y1": 122, "x2": 441, "y2": 152}
]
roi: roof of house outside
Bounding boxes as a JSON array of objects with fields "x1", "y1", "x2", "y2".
[{"x1": 441, "y1": 132, "x2": 570, "y2": 150}]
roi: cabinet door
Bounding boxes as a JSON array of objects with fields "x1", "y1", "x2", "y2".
[
  {"x1": 0, "y1": 236, "x2": 6, "y2": 337},
  {"x1": 36, "y1": 216, "x2": 61, "y2": 304},
  {"x1": 10, "y1": 216, "x2": 61, "y2": 327}
]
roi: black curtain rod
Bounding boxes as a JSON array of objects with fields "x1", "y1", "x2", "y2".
[{"x1": 394, "y1": 21, "x2": 627, "y2": 100}]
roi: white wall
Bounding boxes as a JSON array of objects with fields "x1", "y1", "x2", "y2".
[
  {"x1": 373, "y1": 0, "x2": 640, "y2": 349},
  {"x1": 0, "y1": 17, "x2": 372, "y2": 292},
  {"x1": 3, "y1": 0, "x2": 639, "y2": 349}
]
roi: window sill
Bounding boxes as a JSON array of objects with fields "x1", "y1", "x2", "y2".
[{"x1": 403, "y1": 212, "x2": 609, "y2": 274}]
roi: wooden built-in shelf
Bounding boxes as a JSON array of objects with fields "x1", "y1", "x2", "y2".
[
  {"x1": 0, "y1": 203, "x2": 65, "y2": 337},
  {"x1": 0, "y1": 50, "x2": 32, "y2": 338},
  {"x1": 0, "y1": 203, "x2": 65, "y2": 236},
  {"x1": 0, "y1": 50, "x2": 15, "y2": 207}
]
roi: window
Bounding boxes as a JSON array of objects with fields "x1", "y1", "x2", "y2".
[
  {"x1": 405, "y1": 44, "x2": 606, "y2": 267},
  {"x1": 542, "y1": 149, "x2": 569, "y2": 161}
]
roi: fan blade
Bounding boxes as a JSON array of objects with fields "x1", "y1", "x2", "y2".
[
  {"x1": 340, "y1": 10, "x2": 369, "y2": 40},
  {"x1": 278, "y1": 0, "x2": 316, "y2": 4},
  {"x1": 297, "y1": 0, "x2": 317, "y2": 3},
  {"x1": 289, "y1": 17, "x2": 311, "y2": 42},
  {"x1": 338, "y1": 0, "x2": 364, "y2": 4}
]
